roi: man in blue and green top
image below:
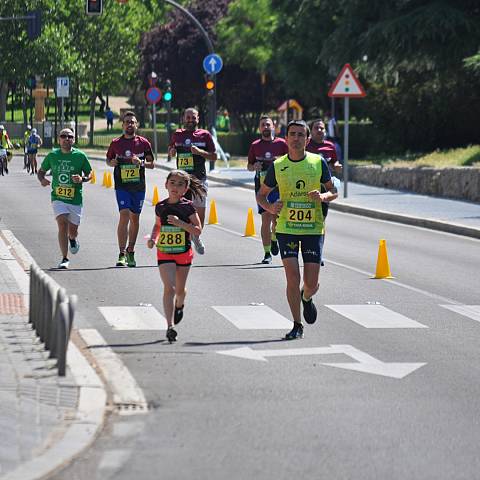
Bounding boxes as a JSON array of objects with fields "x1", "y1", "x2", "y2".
[
  {"x1": 38, "y1": 128, "x2": 92, "y2": 269},
  {"x1": 256, "y1": 120, "x2": 338, "y2": 340}
]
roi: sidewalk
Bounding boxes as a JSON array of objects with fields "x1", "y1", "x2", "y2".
[{"x1": 0, "y1": 231, "x2": 105, "y2": 480}]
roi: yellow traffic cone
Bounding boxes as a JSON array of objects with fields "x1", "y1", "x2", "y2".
[
  {"x1": 102, "y1": 171, "x2": 107, "y2": 187},
  {"x1": 208, "y1": 199, "x2": 219, "y2": 224},
  {"x1": 244, "y1": 208, "x2": 256, "y2": 237},
  {"x1": 107, "y1": 172, "x2": 113, "y2": 188},
  {"x1": 91, "y1": 170, "x2": 96, "y2": 184},
  {"x1": 152, "y1": 186, "x2": 159, "y2": 205},
  {"x1": 373, "y1": 239, "x2": 394, "y2": 279}
]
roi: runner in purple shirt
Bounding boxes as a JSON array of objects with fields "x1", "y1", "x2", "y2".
[
  {"x1": 247, "y1": 116, "x2": 288, "y2": 264},
  {"x1": 106, "y1": 111, "x2": 154, "y2": 267}
]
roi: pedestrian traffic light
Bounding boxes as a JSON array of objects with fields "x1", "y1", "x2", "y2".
[
  {"x1": 26, "y1": 10, "x2": 41, "y2": 40},
  {"x1": 205, "y1": 76, "x2": 215, "y2": 96},
  {"x1": 86, "y1": 0, "x2": 103, "y2": 15},
  {"x1": 163, "y1": 79, "x2": 173, "y2": 102}
]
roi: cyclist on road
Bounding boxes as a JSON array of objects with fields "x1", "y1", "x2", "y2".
[
  {"x1": 168, "y1": 107, "x2": 217, "y2": 255},
  {"x1": 256, "y1": 120, "x2": 338, "y2": 340},
  {"x1": 27, "y1": 128, "x2": 43, "y2": 175},
  {"x1": 247, "y1": 115, "x2": 288, "y2": 264},
  {"x1": 0, "y1": 125, "x2": 13, "y2": 175},
  {"x1": 37, "y1": 128, "x2": 92, "y2": 269},
  {"x1": 106, "y1": 111, "x2": 154, "y2": 267},
  {"x1": 147, "y1": 170, "x2": 205, "y2": 343}
]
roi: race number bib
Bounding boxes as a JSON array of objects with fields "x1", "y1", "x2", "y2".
[
  {"x1": 286, "y1": 201, "x2": 316, "y2": 229},
  {"x1": 55, "y1": 185, "x2": 75, "y2": 199},
  {"x1": 177, "y1": 153, "x2": 194, "y2": 171},
  {"x1": 120, "y1": 164, "x2": 140, "y2": 182},
  {"x1": 156, "y1": 226, "x2": 186, "y2": 253}
]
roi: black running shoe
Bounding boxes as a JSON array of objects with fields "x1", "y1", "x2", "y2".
[
  {"x1": 285, "y1": 322, "x2": 304, "y2": 340},
  {"x1": 166, "y1": 327, "x2": 177, "y2": 343},
  {"x1": 261, "y1": 253, "x2": 272, "y2": 264},
  {"x1": 174, "y1": 305, "x2": 184, "y2": 325},
  {"x1": 270, "y1": 240, "x2": 279, "y2": 256},
  {"x1": 301, "y1": 289, "x2": 317, "y2": 324}
]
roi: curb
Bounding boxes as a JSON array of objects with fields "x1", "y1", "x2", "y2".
[
  {"x1": 87, "y1": 156, "x2": 480, "y2": 240},
  {"x1": 0, "y1": 230, "x2": 107, "y2": 480}
]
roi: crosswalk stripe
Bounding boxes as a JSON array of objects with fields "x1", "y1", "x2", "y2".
[
  {"x1": 325, "y1": 305, "x2": 428, "y2": 328},
  {"x1": 212, "y1": 305, "x2": 292, "y2": 329},
  {"x1": 440, "y1": 305, "x2": 480, "y2": 323},
  {"x1": 98, "y1": 306, "x2": 167, "y2": 330}
]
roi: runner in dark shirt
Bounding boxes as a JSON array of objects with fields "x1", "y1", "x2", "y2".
[
  {"x1": 106, "y1": 111, "x2": 154, "y2": 267},
  {"x1": 247, "y1": 116, "x2": 288, "y2": 264}
]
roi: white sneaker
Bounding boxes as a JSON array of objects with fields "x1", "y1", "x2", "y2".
[
  {"x1": 192, "y1": 235, "x2": 205, "y2": 255},
  {"x1": 69, "y1": 238, "x2": 80, "y2": 254},
  {"x1": 58, "y1": 258, "x2": 69, "y2": 269}
]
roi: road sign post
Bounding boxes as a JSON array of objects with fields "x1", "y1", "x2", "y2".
[
  {"x1": 146, "y1": 84, "x2": 162, "y2": 161},
  {"x1": 56, "y1": 77, "x2": 70, "y2": 128},
  {"x1": 328, "y1": 64, "x2": 366, "y2": 198},
  {"x1": 203, "y1": 53, "x2": 222, "y2": 132}
]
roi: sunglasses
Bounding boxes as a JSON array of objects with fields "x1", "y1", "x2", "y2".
[{"x1": 60, "y1": 134, "x2": 74, "y2": 139}]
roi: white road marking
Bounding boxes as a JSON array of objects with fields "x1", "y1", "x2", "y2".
[
  {"x1": 440, "y1": 305, "x2": 480, "y2": 324},
  {"x1": 217, "y1": 344, "x2": 426, "y2": 379},
  {"x1": 325, "y1": 304, "x2": 428, "y2": 328},
  {"x1": 212, "y1": 305, "x2": 292, "y2": 329},
  {"x1": 98, "y1": 306, "x2": 167, "y2": 330},
  {"x1": 78, "y1": 329, "x2": 148, "y2": 414}
]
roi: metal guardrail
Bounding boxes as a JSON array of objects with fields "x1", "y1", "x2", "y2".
[{"x1": 29, "y1": 263, "x2": 77, "y2": 376}]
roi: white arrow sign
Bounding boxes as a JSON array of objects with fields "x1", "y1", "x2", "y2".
[{"x1": 217, "y1": 344, "x2": 425, "y2": 379}]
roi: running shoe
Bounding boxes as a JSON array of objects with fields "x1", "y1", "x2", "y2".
[
  {"x1": 58, "y1": 257, "x2": 69, "y2": 269},
  {"x1": 166, "y1": 327, "x2": 177, "y2": 343},
  {"x1": 116, "y1": 253, "x2": 127, "y2": 267},
  {"x1": 127, "y1": 251, "x2": 136, "y2": 268},
  {"x1": 174, "y1": 305, "x2": 184, "y2": 325},
  {"x1": 301, "y1": 289, "x2": 317, "y2": 324},
  {"x1": 192, "y1": 236, "x2": 205, "y2": 255},
  {"x1": 285, "y1": 322, "x2": 304, "y2": 340},
  {"x1": 261, "y1": 253, "x2": 272, "y2": 264},
  {"x1": 69, "y1": 238, "x2": 80, "y2": 255},
  {"x1": 270, "y1": 240, "x2": 279, "y2": 256}
]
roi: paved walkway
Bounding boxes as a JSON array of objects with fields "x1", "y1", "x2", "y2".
[{"x1": 0, "y1": 231, "x2": 105, "y2": 480}]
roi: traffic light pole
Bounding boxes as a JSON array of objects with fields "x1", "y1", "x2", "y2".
[{"x1": 163, "y1": 0, "x2": 217, "y2": 132}]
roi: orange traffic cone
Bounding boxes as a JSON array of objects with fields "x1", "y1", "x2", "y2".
[
  {"x1": 102, "y1": 171, "x2": 107, "y2": 187},
  {"x1": 208, "y1": 200, "x2": 219, "y2": 224},
  {"x1": 107, "y1": 172, "x2": 113, "y2": 188},
  {"x1": 244, "y1": 208, "x2": 256, "y2": 237},
  {"x1": 373, "y1": 239, "x2": 393, "y2": 279},
  {"x1": 152, "y1": 186, "x2": 159, "y2": 205},
  {"x1": 90, "y1": 170, "x2": 96, "y2": 184}
]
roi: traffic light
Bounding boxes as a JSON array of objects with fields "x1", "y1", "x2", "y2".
[
  {"x1": 86, "y1": 0, "x2": 103, "y2": 15},
  {"x1": 163, "y1": 79, "x2": 173, "y2": 103},
  {"x1": 205, "y1": 75, "x2": 215, "y2": 96},
  {"x1": 26, "y1": 10, "x2": 41, "y2": 40}
]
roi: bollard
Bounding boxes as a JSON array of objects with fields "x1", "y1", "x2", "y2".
[
  {"x1": 56, "y1": 302, "x2": 69, "y2": 377},
  {"x1": 43, "y1": 278, "x2": 55, "y2": 351},
  {"x1": 46, "y1": 281, "x2": 58, "y2": 357}
]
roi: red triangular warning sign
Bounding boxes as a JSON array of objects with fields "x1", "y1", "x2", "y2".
[{"x1": 328, "y1": 64, "x2": 366, "y2": 98}]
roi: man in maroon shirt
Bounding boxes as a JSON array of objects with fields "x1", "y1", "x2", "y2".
[
  {"x1": 307, "y1": 119, "x2": 342, "y2": 174},
  {"x1": 106, "y1": 111, "x2": 154, "y2": 267},
  {"x1": 247, "y1": 116, "x2": 288, "y2": 264},
  {"x1": 168, "y1": 108, "x2": 217, "y2": 255}
]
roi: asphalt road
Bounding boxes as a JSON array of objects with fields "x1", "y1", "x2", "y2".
[{"x1": 1, "y1": 156, "x2": 480, "y2": 480}]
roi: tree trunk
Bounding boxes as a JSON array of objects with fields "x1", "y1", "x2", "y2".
[
  {"x1": 0, "y1": 81, "x2": 8, "y2": 122},
  {"x1": 89, "y1": 75, "x2": 97, "y2": 147}
]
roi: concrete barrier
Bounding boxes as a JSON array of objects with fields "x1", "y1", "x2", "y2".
[{"x1": 349, "y1": 165, "x2": 480, "y2": 203}]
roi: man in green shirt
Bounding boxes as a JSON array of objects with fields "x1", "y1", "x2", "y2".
[
  {"x1": 37, "y1": 128, "x2": 92, "y2": 269},
  {"x1": 256, "y1": 120, "x2": 338, "y2": 340}
]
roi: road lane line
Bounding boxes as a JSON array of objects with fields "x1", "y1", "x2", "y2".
[
  {"x1": 325, "y1": 304, "x2": 428, "y2": 328},
  {"x1": 79, "y1": 329, "x2": 148, "y2": 414},
  {"x1": 439, "y1": 305, "x2": 480, "y2": 324},
  {"x1": 99, "y1": 306, "x2": 167, "y2": 330},
  {"x1": 212, "y1": 305, "x2": 292, "y2": 329}
]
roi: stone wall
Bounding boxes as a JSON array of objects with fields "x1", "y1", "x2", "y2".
[{"x1": 349, "y1": 165, "x2": 480, "y2": 203}]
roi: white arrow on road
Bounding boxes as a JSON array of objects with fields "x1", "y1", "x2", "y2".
[{"x1": 217, "y1": 344, "x2": 426, "y2": 379}]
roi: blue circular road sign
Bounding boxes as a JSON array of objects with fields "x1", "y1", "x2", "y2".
[
  {"x1": 203, "y1": 54, "x2": 223, "y2": 75},
  {"x1": 146, "y1": 87, "x2": 162, "y2": 105}
]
